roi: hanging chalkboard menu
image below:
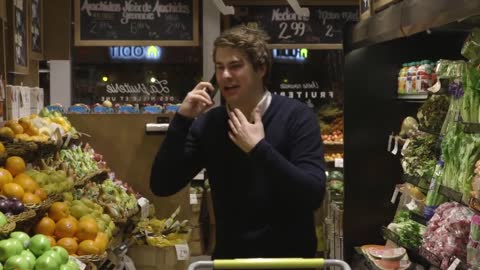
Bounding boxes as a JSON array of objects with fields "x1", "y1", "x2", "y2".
[
  {"x1": 8, "y1": 0, "x2": 29, "y2": 74},
  {"x1": 224, "y1": 2, "x2": 358, "y2": 49},
  {"x1": 74, "y1": 0, "x2": 199, "y2": 46},
  {"x1": 30, "y1": 0, "x2": 43, "y2": 59}
]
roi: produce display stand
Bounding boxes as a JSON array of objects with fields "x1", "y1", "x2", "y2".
[
  {"x1": 188, "y1": 258, "x2": 351, "y2": 270},
  {"x1": 343, "y1": 0, "x2": 480, "y2": 265}
]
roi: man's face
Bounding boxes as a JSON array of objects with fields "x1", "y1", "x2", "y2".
[{"x1": 214, "y1": 47, "x2": 265, "y2": 106}]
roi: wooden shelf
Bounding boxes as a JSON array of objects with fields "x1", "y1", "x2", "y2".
[{"x1": 350, "y1": 0, "x2": 480, "y2": 49}]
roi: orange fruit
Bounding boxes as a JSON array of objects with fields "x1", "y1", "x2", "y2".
[
  {"x1": 55, "y1": 217, "x2": 78, "y2": 238},
  {"x1": 14, "y1": 173, "x2": 39, "y2": 193},
  {"x1": 57, "y1": 237, "x2": 78, "y2": 255},
  {"x1": 34, "y1": 216, "x2": 56, "y2": 236},
  {"x1": 10, "y1": 123, "x2": 23, "y2": 135},
  {"x1": 18, "y1": 117, "x2": 31, "y2": 131},
  {"x1": 4, "y1": 120, "x2": 17, "y2": 128},
  {"x1": 46, "y1": 235, "x2": 56, "y2": 246},
  {"x1": 3, "y1": 183, "x2": 24, "y2": 200},
  {"x1": 77, "y1": 240, "x2": 100, "y2": 256},
  {"x1": 0, "y1": 142, "x2": 5, "y2": 154},
  {"x1": 5, "y1": 156, "x2": 26, "y2": 176},
  {"x1": 0, "y1": 168, "x2": 13, "y2": 189},
  {"x1": 76, "y1": 219, "x2": 98, "y2": 241},
  {"x1": 94, "y1": 232, "x2": 109, "y2": 253},
  {"x1": 49, "y1": 202, "x2": 70, "y2": 222},
  {"x1": 0, "y1": 127, "x2": 14, "y2": 138},
  {"x1": 34, "y1": 188, "x2": 47, "y2": 201},
  {"x1": 22, "y1": 192, "x2": 41, "y2": 204}
]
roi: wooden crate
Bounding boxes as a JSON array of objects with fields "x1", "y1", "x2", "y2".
[
  {"x1": 372, "y1": 0, "x2": 402, "y2": 12},
  {"x1": 359, "y1": 0, "x2": 373, "y2": 20}
]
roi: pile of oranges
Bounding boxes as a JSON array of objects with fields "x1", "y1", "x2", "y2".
[
  {"x1": 0, "y1": 155, "x2": 47, "y2": 205},
  {"x1": 34, "y1": 202, "x2": 108, "y2": 256}
]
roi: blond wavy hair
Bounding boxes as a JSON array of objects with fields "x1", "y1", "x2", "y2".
[{"x1": 213, "y1": 25, "x2": 272, "y2": 84}]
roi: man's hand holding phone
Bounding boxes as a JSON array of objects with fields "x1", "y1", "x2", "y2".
[{"x1": 177, "y1": 82, "x2": 215, "y2": 119}]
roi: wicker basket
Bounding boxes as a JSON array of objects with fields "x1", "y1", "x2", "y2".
[
  {"x1": 24, "y1": 192, "x2": 64, "y2": 212},
  {"x1": 77, "y1": 252, "x2": 107, "y2": 264},
  {"x1": 75, "y1": 169, "x2": 109, "y2": 187},
  {"x1": 0, "y1": 135, "x2": 59, "y2": 163},
  {"x1": 0, "y1": 220, "x2": 16, "y2": 236},
  {"x1": 9, "y1": 209, "x2": 36, "y2": 224}
]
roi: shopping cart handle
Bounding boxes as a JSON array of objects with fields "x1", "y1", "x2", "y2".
[{"x1": 187, "y1": 258, "x2": 351, "y2": 270}]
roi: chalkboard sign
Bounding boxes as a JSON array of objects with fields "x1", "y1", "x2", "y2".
[
  {"x1": 10, "y1": 0, "x2": 28, "y2": 73},
  {"x1": 30, "y1": 0, "x2": 43, "y2": 59},
  {"x1": 74, "y1": 0, "x2": 199, "y2": 46},
  {"x1": 225, "y1": 4, "x2": 358, "y2": 48}
]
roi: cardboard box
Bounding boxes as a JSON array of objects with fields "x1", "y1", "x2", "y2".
[
  {"x1": 206, "y1": 190, "x2": 215, "y2": 225},
  {"x1": 30, "y1": 87, "x2": 44, "y2": 114},
  {"x1": 19, "y1": 87, "x2": 31, "y2": 118},
  {"x1": 6, "y1": 85, "x2": 20, "y2": 120},
  {"x1": 189, "y1": 240, "x2": 204, "y2": 256},
  {"x1": 190, "y1": 226, "x2": 202, "y2": 242},
  {"x1": 127, "y1": 245, "x2": 188, "y2": 270},
  {"x1": 189, "y1": 193, "x2": 203, "y2": 226}
]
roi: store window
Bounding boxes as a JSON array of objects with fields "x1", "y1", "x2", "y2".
[
  {"x1": 268, "y1": 49, "x2": 344, "y2": 143},
  {"x1": 71, "y1": 46, "x2": 202, "y2": 106}
]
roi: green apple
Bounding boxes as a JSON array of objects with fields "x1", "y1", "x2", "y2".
[
  {"x1": 4, "y1": 255, "x2": 30, "y2": 270},
  {"x1": 28, "y1": 235, "x2": 51, "y2": 257},
  {"x1": 34, "y1": 254, "x2": 60, "y2": 270},
  {"x1": 0, "y1": 213, "x2": 7, "y2": 227},
  {"x1": 20, "y1": 250, "x2": 35, "y2": 270},
  {"x1": 59, "y1": 264, "x2": 77, "y2": 270},
  {"x1": 65, "y1": 259, "x2": 79, "y2": 270},
  {"x1": 51, "y1": 247, "x2": 69, "y2": 265},
  {"x1": 0, "y1": 239, "x2": 24, "y2": 262},
  {"x1": 41, "y1": 250, "x2": 61, "y2": 265},
  {"x1": 10, "y1": 232, "x2": 30, "y2": 248}
]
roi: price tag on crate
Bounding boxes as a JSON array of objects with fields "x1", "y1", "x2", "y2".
[
  {"x1": 447, "y1": 258, "x2": 461, "y2": 270},
  {"x1": 390, "y1": 186, "x2": 400, "y2": 204},
  {"x1": 137, "y1": 197, "x2": 150, "y2": 219},
  {"x1": 190, "y1": 193, "x2": 198, "y2": 204},
  {"x1": 334, "y1": 158, "x2": 344, "y2": 168},
  {"x1": 401, "y1": 139, "x2": 410, "y2": 155},
  {"x1": 391, "y1": 136, "x2": 399, "y2": 155},
  {"x1": 69, "y1": 256, "x2": 86, "y2": 270},
  {"x1": 175, "y1": 244, "x2": 190, "y2": 260}
]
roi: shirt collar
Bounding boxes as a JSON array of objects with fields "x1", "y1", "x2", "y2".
[{"x1": 227, "y1": 90, "x2": 272, "y2": 117}]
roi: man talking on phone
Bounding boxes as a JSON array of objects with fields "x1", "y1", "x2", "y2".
[{"x1": 150, "y1": 25, "x2": 326, "y2": 260}]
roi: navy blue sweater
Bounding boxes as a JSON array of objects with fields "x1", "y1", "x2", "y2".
[{"x1": 150, "y1": 94, "x2": 326, "y2": 259}]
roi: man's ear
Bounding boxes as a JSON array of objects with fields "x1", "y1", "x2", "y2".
[{"x1": 257, "y1": 64, "x2": 267, "y2": 79}]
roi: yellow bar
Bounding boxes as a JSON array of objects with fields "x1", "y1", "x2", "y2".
[{"x1": 214, "y1": 258, "x2": 325, "y2": 269}]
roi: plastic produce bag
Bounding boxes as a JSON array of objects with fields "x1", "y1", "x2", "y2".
[
  {"x1": 462, "y1": 29, "x2": 480, "y2": 64},
  {"x1": 422, "y1": 202, "x2": 473, "y2": 269},
  {"x1": 468, "y1": 215, "x2": 480, "y2": 269}
]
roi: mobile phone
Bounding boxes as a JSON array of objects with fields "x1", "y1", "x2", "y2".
[{"x1": 207, "y1": 74, "x2": 219, "y2": 99}]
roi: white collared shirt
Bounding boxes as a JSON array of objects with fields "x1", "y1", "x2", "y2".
[{"x1": 227, "y1": 90, "x2": 272, "y2": 120}]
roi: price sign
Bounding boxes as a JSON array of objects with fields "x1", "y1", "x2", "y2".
[
  {"x1": 69, "y1": 256, "x2": 86, "y2": 270},
  {"x1": 334, "y1": 158, "x2": 344, "y2": 168},
  {"x1": 226, "y1": 4, "x2": 358, "y2": 48},
  {"x1": 137, "y1": 197, "x2": 150, "y2": 219},
  {"x1": 189, "y1": 193, "x2": 198, "y2": 205},
  {"x1": 175, "y1": 244, "x2": 190, "y2": 260}
]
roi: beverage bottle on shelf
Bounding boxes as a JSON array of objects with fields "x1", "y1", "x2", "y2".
[
  {"x1": 406, "y1": 62, "x2": 418, "y2": 93},
  {"x1": 429, "y1": 61, "x2": 438, "y2": 87},
  {"x1": 424, "y1": 160, "x2": 446, "y2": 220},
  {"x1": 398, "y1": 63, "x2": 407, "y2": 94},
  {"x1": 417, "y1": 60, "x2": 432, "y2": 93}
]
